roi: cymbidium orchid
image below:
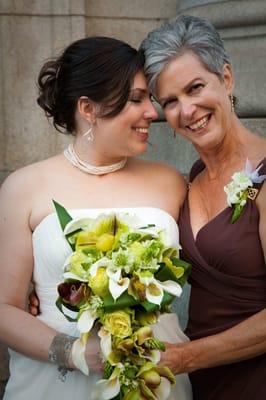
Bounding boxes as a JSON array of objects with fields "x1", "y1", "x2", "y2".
[{"x1": 54, "y1": 204, "x2": 191, "y2": 400}]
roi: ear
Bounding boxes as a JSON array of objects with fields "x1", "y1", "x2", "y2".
[
  {"x1": 77, "y1": 96, "x2": 98, "y2": 123},
  {"x1": 222, "y1": 63, "x2": 234, "y2": 94}
]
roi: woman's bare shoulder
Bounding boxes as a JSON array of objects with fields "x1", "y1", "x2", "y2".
[
  {"x1": 0, "y1": 155, "x2": 63, "y2": 200},
  {"x1": 131, "y1": 158, "x2": 186, "y2": 188}
]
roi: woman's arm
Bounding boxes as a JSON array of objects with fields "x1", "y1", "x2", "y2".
[
  {"x1": 0, "y1": 170, "x2": 56, "y2": 361},
  {"x1": 0, "y1": 170, "x2": 101, "y2": 371},
  {"x1": 161, "y1": 308, "x2": 266, "y2": 374}
]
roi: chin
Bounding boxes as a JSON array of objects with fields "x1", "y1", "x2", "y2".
[{"x1": 130, "y1": 142, "x2": 148, "y2": 157}]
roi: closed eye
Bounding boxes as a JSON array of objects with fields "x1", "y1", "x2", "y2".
[
  {"x1": 188, "y1": 83, "x2": 204, "y2": 94},
  {"x1": 161, "y1": 97, "x2": 178, "y2": 109}
]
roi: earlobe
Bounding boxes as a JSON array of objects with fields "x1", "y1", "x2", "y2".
[
  {"x1": 223, "y1": 64, "x2": 234, "y2": 94},
  {"x1": 77, "y1": 96, "x2": 97, "y2": 124}
]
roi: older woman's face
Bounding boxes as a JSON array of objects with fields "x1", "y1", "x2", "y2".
[{"x1": 156, "y1": 51, "x2": 234, "y2": 151}]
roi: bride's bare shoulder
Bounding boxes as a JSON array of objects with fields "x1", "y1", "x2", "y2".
[
  {"x1": 0, "y1": 155, "x2": 63, "y2": 200},
  {"x1": 130, "y1": 158, "x2": 186, "y2": 187}
]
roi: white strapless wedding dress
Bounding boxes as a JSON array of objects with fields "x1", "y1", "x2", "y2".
[{"x1": 4, "y1": 207, "x2": 192, "y2": 400}]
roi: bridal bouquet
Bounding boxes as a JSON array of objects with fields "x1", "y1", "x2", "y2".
[{"x1": 54, "y1": 202, "x2": 191, "y2": 400}]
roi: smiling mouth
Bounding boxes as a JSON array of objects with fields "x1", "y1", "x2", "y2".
[
  {"x1": 134, "y1": 127, "x2": 149, "y2": 133},
  {"x1": 186, "y1": 115, "x2": 210, "y2": 131}
]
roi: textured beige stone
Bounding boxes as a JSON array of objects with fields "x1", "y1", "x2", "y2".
[
  {"x1": 1, "y1": 12, "x2": 84, "y2": 174},
  {"x1": 178, "y1": 0, "x2": 266, "y2": 28},
  {"x1": 0, "y1": 0, "x2": 85, "y2": 15},
  {"x1": 86, "y1": 17, "x2": 163, "y2": 47},
  {"x1": 86, "y1": 0, "x2": 179, "y2": 18}
]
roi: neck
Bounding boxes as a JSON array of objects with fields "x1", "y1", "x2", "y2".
[
  {"x1": 73, "y1": 136, "x2": 126, "y2": 167},
  {"x1": 195, "y1": 119, "x2": 253, "y2": 180}
]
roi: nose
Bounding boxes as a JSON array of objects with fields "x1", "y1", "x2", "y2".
[
  {"x1": 143, "y1": 99, "x2": 158, "y2": 121},
  {"x1": 180, "y1": 101, "x2": 197, "y2": 122}
]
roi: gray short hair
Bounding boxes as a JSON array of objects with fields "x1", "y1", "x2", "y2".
[{"x1": 140, "y1": 15, "x2": 231, "y2": 95}]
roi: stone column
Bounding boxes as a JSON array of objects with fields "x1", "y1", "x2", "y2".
[
  {"x1": 0, "y1": 1, "x2": 86, "y2": 396},
  {"x1": 0, "y1": 0, "x2": 86, "y2": 183}
]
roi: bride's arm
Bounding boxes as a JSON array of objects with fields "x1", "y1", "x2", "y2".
[
  {"x1": 0, "y1": 170, "x2": 55, "y2": 361},
  {"x1": 0, "y1": 170, "x2": 101, "y2": 371}
]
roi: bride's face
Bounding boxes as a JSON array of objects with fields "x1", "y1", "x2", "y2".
[{"x1": 93, "y1": 71, "x2": 158, "y2": 158}]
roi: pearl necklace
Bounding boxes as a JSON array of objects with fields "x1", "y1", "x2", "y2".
[{"x1": 63, "y1": 144, "x2": 127, "y2": 175}]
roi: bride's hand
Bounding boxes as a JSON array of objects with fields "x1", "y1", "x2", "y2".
[
  {"x1": 28, "y1": 287, "x2": 40, "y2": 316},
  {"x1": 84, "y1": 329, "x2": 103, "y2": 374}
]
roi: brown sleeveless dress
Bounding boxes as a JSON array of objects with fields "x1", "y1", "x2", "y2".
[{"x1": 179, "y1": 158, "x2": 266, "y2": 400}]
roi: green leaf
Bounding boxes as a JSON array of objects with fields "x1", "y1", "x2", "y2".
[
  {"x1": 231, "y1": 203, "x2": 244, "y2": 223},
  {"x1": 171, "y1": 257, "x2": 192, "y2": 286},
  {"x1": 53, "y1": 200, "x2": 73, "y2": 231},
  {"x1": 103, "y1": 292, "x2": 139, "y2": 312}
]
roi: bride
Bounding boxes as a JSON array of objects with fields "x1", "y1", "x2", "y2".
[{"x1": 0, "y1": 36, "x2": 192, "y2": 400}]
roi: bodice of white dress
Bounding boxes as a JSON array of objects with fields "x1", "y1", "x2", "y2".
[{"x1": 4, "y1": 207, "x2": 192, "y2": 400}]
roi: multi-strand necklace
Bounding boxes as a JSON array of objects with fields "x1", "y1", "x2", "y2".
[{"x1": 64, "y1": 144, "x2": 127, "y2": 175}]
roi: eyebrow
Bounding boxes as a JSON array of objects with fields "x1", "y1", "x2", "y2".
[
  {"x1": 130, "y1": 88, "x2": 148, "y2": 94},
  {"x1": 158, "y1": 77, "x2": 201, "y2": 103}
]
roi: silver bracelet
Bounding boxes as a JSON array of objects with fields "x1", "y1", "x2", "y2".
[{"x1": 48, "y1": 333, "x2": 76, "y2": 381}]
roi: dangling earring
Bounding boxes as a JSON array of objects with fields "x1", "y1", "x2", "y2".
[
  {"x1": 83, "y1": 126, "x2": 94, "y2": 142},
  {"x1": 173, "y1": 130, "x2": 177, "y2": 138},
  {"x1": 230, "y1": 94, "x2": 235, "y2": 113}
]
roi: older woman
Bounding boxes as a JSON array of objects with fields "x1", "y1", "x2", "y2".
[{"x1": 141, "y1": 15, "x2": 266, "y2": 399}]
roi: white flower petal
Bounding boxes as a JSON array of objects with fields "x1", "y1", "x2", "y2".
[
  {"x1": 146, "y1": 284, "x2": 164, "y2": 305},
  {"x1": 61, "y1": 304, "x2": 78, "y2": 320},
  {"x1": 98, "y1": 327, "x2": 112, "y2": 360},
  {"x1": 245, "y1": 158, "x2": 253, "y2": 175},
  {"x1": 106, "y1": 268, "x2": 121, "y2": 281},
  {"x1": 153, "y1": 376, "x2": 172, "y2": 400},
  {"x1": 146, "y1": 349, "x2": 161, "y2": 364},
  {"x1": 91, "y1": 376, "x2": 120, "y2": 400},
  {"x1": 160, "y1": 280, "x2": 183, "y2": 298},
  {"x1": 77, "y1": 309, "x2": 97, "y2": 333},
  {"x1": 90, "y1": 258, "x2": 111, "y2": 277},
  {"x1": 138, "y1": 274, "x2": 154, "y2": 286},
  {"x1": 63, "y1": 271, "x2": 88, "y2": 282},
  {"x1": 109, "y1": 277, "x2": 129, "y2": 301},
  {"x1": 64, "y1": 218, "x2": 93, "y2": 235},
  {"x1": 71, "y1": 337, "x2": 89, "y2": 375}
]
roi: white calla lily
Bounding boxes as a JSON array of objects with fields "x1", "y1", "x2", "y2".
[
  {"x1": 61, "y1": 304, "x2": 78, "y2": 320},
  {"x1": 91, "y1": 365, "x2": 123, "y2": 400},
  {"x1": 63, "y1": 271, "x2": 88, "y2": 282},
  {"x1": 159, "y1": 280, "x2": 182, "y2": 297},
  {"x1": 109, "y1": 277, "x2": 130, "y2": 301},
  {"x1": 139, "y1": 273, "x2": 182, "y2": 305},
  {"x1": 98, "y1": 327, "x2": 112, "y2": 360},
  {"x1": 106, "y1": 269, "x2": 129, "y2": 301},
  {"x1": 146, "y1": 283, "x2": 164, "y2": 305},
  {"x1": 153, "y1": 376, "x2": 172, "y2": 400},
  {"x1": 146, "y1": 349, "x2": 161, "y2": 364},
  {"x1": 90, "y1": 257, "x2": 112, "y2": 277},
  {"x1": 71, "y1": 333, "x2": 89, "y2": 376},
  {"x1": 64, "y1": 217, "x2": 93, "y2": 235},
  {"x1": 77, "y1": 309, "x2": 97, "y2": 333}
]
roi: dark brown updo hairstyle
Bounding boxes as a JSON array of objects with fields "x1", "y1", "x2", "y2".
[{"x1": 37, "y1": 37, "x2": 144, "y2": 134}]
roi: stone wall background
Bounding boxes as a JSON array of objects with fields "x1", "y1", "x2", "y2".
[{"x1": 1, "y1": 0, "x2": 266, "y2": 397}]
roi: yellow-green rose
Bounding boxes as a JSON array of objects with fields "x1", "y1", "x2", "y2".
[{"x1": 104, "y1": 310, "x2": 132, "y2": 338}]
